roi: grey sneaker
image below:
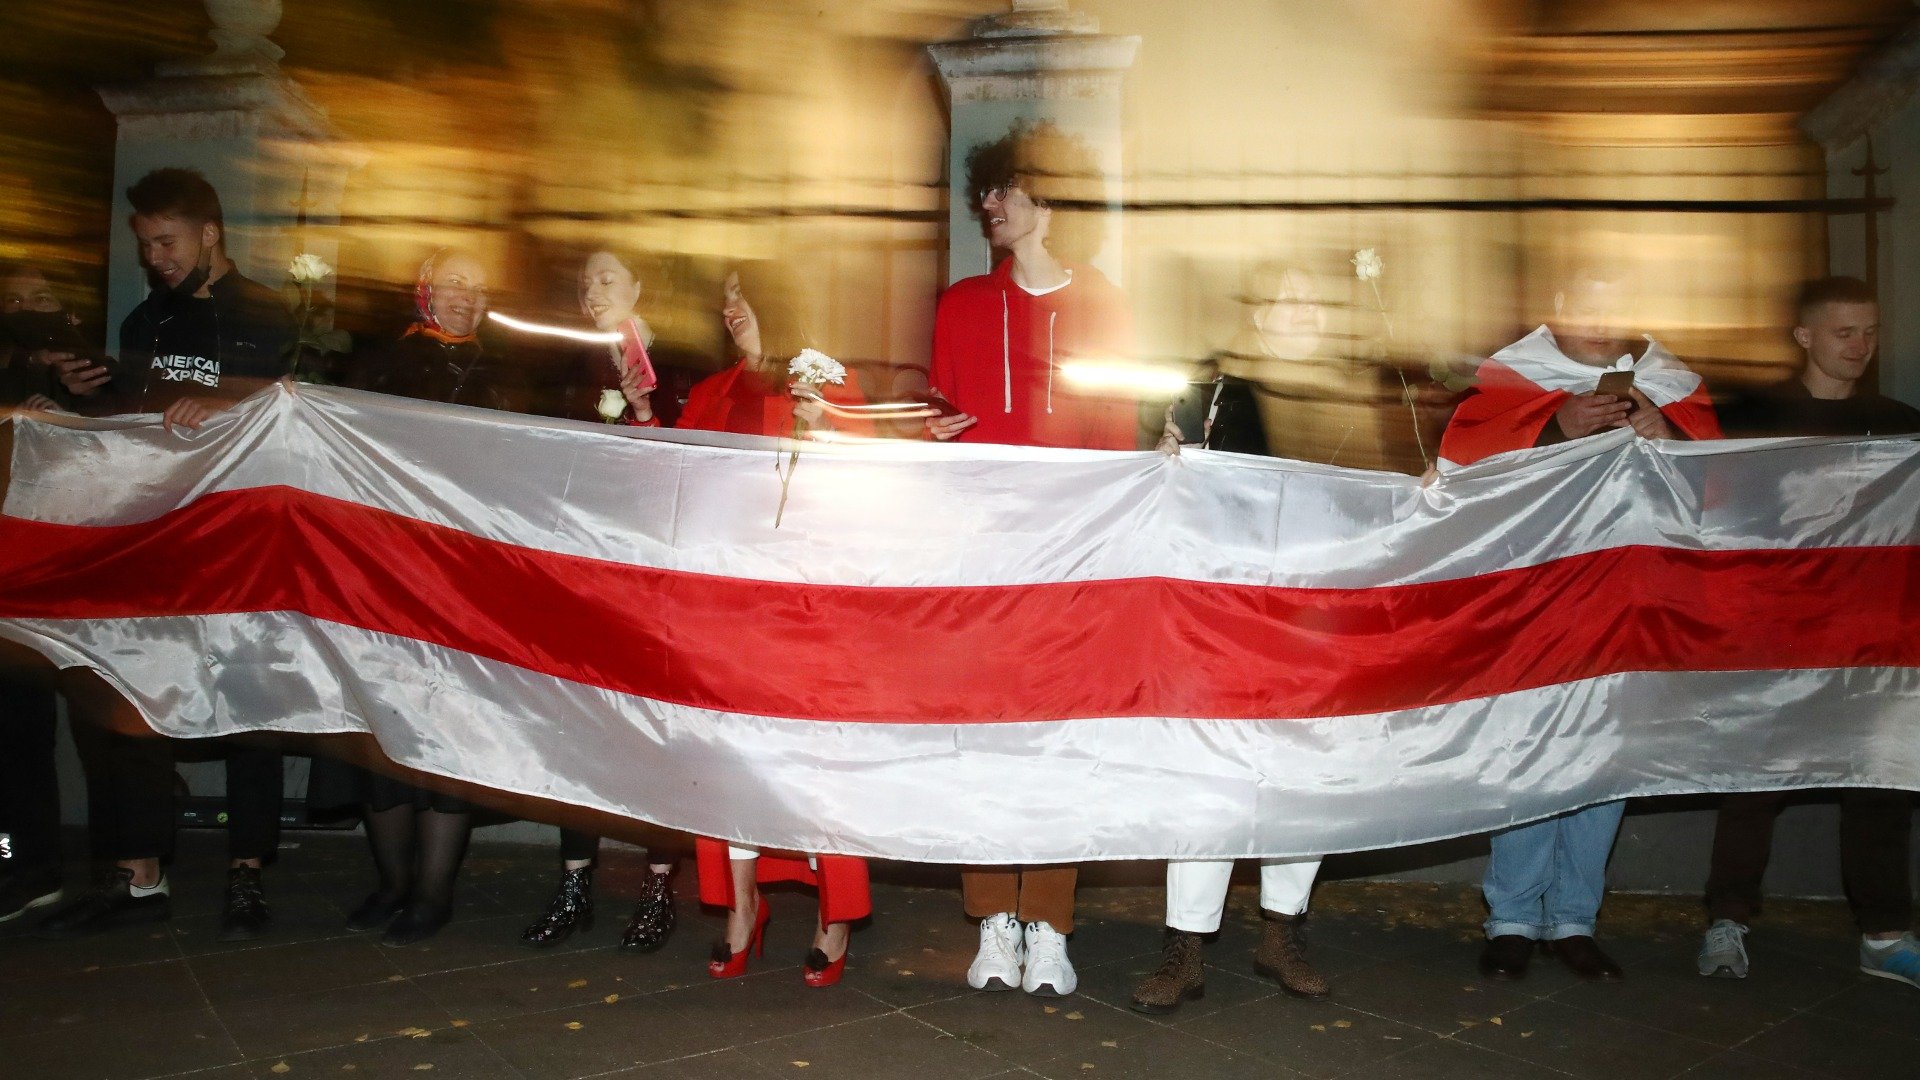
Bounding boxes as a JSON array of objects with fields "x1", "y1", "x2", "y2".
[
  {"x1": 1859, "y1": 932, "x2": 1920, "y2": 989},
  {"x1": 1697, "y1": 919, "x2": 1749, "y2": 979}
]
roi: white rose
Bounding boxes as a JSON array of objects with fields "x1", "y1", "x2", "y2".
[
  {"x1": 788, "y1": 347, "x2": 847, "y2": 386},
  {"x1": 289, "y1": 253, "x2": 334, "y2": 284},
  {"x1": 1351, "y1": 248, "x2": 1384, "y2": 282},
  {"x1": 596, "y1": 388, "x2": 628, "y2": 421}
]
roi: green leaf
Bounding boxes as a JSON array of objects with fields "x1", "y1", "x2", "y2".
[{"x1": 316, "y1": 328, "x2": 353, "y2": 353}]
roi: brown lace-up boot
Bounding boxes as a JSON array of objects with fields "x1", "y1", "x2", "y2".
[
  {"x1": 1129, "y1": 929, "x2": 1206, "y2": 1014},
  {"x1": 1254, "y1": 911, "x2": 1329, "y2": 998}
]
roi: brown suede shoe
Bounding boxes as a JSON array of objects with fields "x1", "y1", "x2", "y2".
[
  {"x1": 1254, "y1": 911, "x2": 1330, "y2": 999},
  {"x1": 1130, "y1": 929, "x2": 1206, "y2": 1014},
  {"x1": 1541, "y1": 935, "x2": 1622, "y2": 980},
  {"x1": 1478, "y1": 934, "x2": 1534, "y2": 980}
]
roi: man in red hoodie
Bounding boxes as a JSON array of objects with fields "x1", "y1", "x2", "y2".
[
  {"x1": 925, "y1": 121, "x2": 1139, "y2": 998},
  {"x1": 1442, "y1": 269, "x2": 1720, "y2": 984},
  {"x1": 926, "y1": 122, "x2": 1138, "y2": 452}
]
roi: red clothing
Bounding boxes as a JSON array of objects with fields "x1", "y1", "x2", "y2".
[
  {"x1": 1441, "y1": 357, "x2": 1721, "y2": 466},
  {"x1": 694, "y1": 839, "x2": 872, "y2": 926},
  {"x1": 680, "y1": 356, "x2": 872, "y2": 919},
  {"x1": 677, "y1": 359, "x2": 871, "y2": 437},
  {"x1": 930, "y1": 259, "x2": 1138, "y2": 449}
]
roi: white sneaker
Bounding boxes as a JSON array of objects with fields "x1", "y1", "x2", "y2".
[
  {"x1": 1697, "y1": 919, "x2": 1749, "y2": 979},
  {"x1": 967, "y1": 912, "x2": 1023, "y2": 991},
  {"x1": 1021, "y1": 920, "x2": 1077, "y2": 997}
]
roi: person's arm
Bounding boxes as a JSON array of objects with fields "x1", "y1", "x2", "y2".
[{"x1": 923, "y1": 293, "x2": 978, "y2": 441}]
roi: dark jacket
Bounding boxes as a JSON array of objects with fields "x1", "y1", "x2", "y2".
[
  {"x1": 99, "y1": 270, "x2": 294, "y2": 415},
  {"x1": 1719, "y1": 377, "x2": 1920, "y2": 438},
  {"x1": 340, "y1": 330, "x2": 525, "y2": 413}
]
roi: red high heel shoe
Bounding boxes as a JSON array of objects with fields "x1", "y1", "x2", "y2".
[
  {"x1": 708, "y1": 898, "x2": 769, "y2": 979},
  {"x1": 802, "y1": 946, "x2": 847, "y2": 988}
]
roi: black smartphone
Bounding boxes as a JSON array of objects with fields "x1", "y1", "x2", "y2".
[
  {"x1": 1594, "y1": 370, "x2": 1635, "y2": 401},
  {"x1": 1166, "y1": 378, "x2": 1223, "y2": 446},
  {"x1": 914, "y1": 391, "x2": 965, "y2": 418}
]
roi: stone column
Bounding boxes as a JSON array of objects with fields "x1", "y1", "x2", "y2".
[
  {"x1": 928, "y1": 1, "x2": 1140, "y2": 285},
  {"x1": 96, "y1": 0, "x2": 356, "y2": 352}
]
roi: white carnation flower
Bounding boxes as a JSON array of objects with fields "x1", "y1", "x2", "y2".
[
  {"x1": 596, "y1": 388, "x2": 628, "y2": 421},
  {"x1": 788, "y1": 348, "x2": 846, "y2": 386},
  {"x1": 289, "y1": 253, "x2": 334, "y2": 284},
  {"x1": 1351, "y1": 248, "x2": 1384, "y2": 282}
]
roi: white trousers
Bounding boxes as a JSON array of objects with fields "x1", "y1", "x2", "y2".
[
  {"x1": 1165, "y1": 857, "x2": 1323, "y2": 933},
  {"x1": 729, "y1": 844, "x2": 817, "y2": 870}
]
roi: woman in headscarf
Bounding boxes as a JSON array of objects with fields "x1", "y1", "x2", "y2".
[
  {"x1": 312, "y1": 248, "x2": 512, "y2": 947},
  {"x1": 341, "y1": 248, "x2": 522, "y2": 412}
]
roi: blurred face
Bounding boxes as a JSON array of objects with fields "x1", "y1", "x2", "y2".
[
  {"x1": 721, "y1": 271, "x2": 763, "y2": 360},
  {"x1": 980, "y1": 182, "x2": 1049, "y2": 250},
  {"x1": 1251, "y1": 269, "x2": 1326, "y2": 359},
  {"x1": 578, "y1": 251, "x2": 642, "y2": 331},
  {"x1": 1795, "y1": 300, "x2": 1877, "y2": 390},
  {"x1": 132, "y1": 212, "x2": 217, "y2": 290},
  {"x1": 430, "y1": 254, "x2": 489, "y2": 338},
  {"x1": 1, "y1": 270, "x2": 61, "y2": 314},
  {"x1": 1550, "y1": 278, "x2": 1635, "y2": 366}
]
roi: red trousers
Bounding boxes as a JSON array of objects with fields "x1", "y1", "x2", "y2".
[{"x1": 694, "y1": 837, "x2": 871, "y2": 926}]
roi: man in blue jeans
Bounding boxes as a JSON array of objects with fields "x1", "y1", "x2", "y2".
[{"x1": 1440, "y1": 269, "x2": 1719, "y2": 980}]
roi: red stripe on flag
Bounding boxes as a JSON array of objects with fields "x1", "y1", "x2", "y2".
[{"x1": 2, "y1": 487, "x2": 1915, "y2": 722}]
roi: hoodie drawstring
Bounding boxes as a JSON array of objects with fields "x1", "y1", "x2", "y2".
[
  {"x1": 1001, "y1": 290, "x2": 1012, "y2": 414},
  {"x1": 1045, "y1": 309, "x2": 1056, "y2": 415}
]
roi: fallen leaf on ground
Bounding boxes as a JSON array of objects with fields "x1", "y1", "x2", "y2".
[
  {"x1": 354, "y1": 1034, "x2": 369, "y2": 1043},
  {"x1": 1311, "y1": 1024, "x2": 1327, "y2": 1033},
  {"x1": 396, "y1": 1027, "x2": 431, "y2": 1039},
  {"x1": 567, "y1": 979, "x2": 589, "y2": 989},
  {"x1": 449, "y1": 1020, "x2": 468, "y2": 1029},
  {"x1": 1043, "y1": 1006, "x2": 1058, "y2": 1014},
  {"x1": 565, "y1": 1021, "x2": 583, "y2": 1031},
  {"x1": 1100, "y1": 1041, "x2": 1118, "y2": 1048},
  {"x1": 270, "y1": 1064, "x2": 290, "y2": 1075},
  {"x1": 1489, "y1": 1017, "x2": 1502, "y2": 1026},
  {"x1": 411, "y1": 1066, "x2": 433, "y2": 1073},
  {"x1": 1332, "y1": 1020, "x2": 1351, "y2": 1029},
  {"x1": 386, "y1": 975, "x2": 405, "y2": 982},
  {"x1": 603, "y1": 994, "x2": 619, "y2": 1004}
]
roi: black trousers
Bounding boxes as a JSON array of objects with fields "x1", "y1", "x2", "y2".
[
  {"x1": 0, "y1": 675, "x2": 61, "y2": 871},
  {"x1": 70, "y1": 718, "x2": 285, "y2": 864},
  {"x1": 1706, "y1": 789, "x2": 1915, "y2": 934}
]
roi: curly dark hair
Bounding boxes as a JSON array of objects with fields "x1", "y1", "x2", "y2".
[{"x1": 963, "y1": 120, "x2": 1106, "y2": 263}]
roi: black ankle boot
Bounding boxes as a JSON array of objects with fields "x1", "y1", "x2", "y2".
[
  {"x1": 620, "y1": 866, "x2": 675, "y2": 952},
  {"x1": 522, "y1": 866, "x2": 594, "y2": 946}
]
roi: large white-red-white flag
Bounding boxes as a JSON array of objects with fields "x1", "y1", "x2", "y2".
[{"x1": 2, "y1": 385, "x2": 1917, "y2": 862}]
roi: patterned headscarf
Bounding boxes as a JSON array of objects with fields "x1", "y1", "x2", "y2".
[{"x1": 403, "y1": 247, "x2": 479, "y2": 344}]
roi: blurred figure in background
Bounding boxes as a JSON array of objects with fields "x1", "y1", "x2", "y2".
[
  {"x1": 684, "y1": 263, "x2": 870, "y2": 989},
  {"x1": 1698, "y1": 276, "x2": 1920, "y2": 989},
  {"x1": 517, "y1": 249, "x2": 681, "y2": 953},
  {"x1": 0, "y1": 260, "x2": 84, "y2": 411},
  {"x1": 1443, "y1": 268, "x2": 1719, "y2": 983}
]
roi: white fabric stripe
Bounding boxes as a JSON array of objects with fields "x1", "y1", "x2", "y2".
[
  {"x1": 9, "y1": 388, "x2": 1920, "y2": 592},
  {"x1": 7, "y1": 611, "x2": 1917, "y2": 864}
]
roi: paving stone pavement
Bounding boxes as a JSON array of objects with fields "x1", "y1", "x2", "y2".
[{"x1": 2, "y1": 831, "x2": 1914, "y2": 1080}]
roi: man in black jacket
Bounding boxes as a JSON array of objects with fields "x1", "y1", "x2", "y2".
[
  {"x1": 56, "y1": 168, "x2": 291, "y2": 429},
  {"x1": 1697, "y1": 276, "x2": 1920, "y2": 988},
  {"x1": 41, "y1": 168, "x2": 291, "y2": 941}
]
